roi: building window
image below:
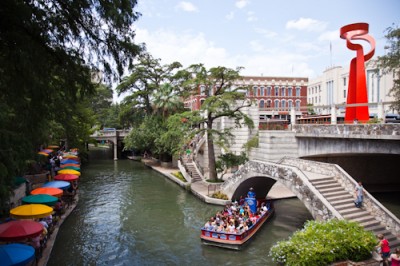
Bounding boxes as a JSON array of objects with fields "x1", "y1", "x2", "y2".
[
  {"x1": 208, "y1": 85, "x2": 213, "y2": 96},
  {"x1": 319, "y1": 85, "x2": 321, "y2": 92},
  {"x1": 296, "y1": 86, "x2": 301, "y2": 96},
  {"x1": 343, "y1": 89, "x2": 346, "y2": 98},
  {"x1": 259, "y1": 100, "x2": 265, "y2": 108},
  {"x1": 343, "y1": 77, "x2": 347, "y2": 86},
  {"x1": 200, "y1": 85, "x2": 206, "y2": 95},
  {"x1": 281, "y1": 100, "x2": 286, "y2": 109},
  {"x1": 267, "y1": 86, "x2": 271, "y2": 96},
  {"x1": 260, "y1": 86, "x2": 265, "y2": 96},
  {"x1": 288, "y1": 87, "x2": 293, "y2": 96},
  {"x1": 275, "y1": 86, "x2": 279, "y2": 96},
  {"x1": 253, "y1": 86, "x2": 258, "y2": 96},
  {"x1": 267, "y1": 100, "x2": 272, "y2": 108},
  {"x1": 288, "y1": 100, "x2": 293, "y2": 110},
  {"x1": 274, "y1": 99, "x2": 280, "y2": 110},
  {"x1": 295, "y1": 100, "x2": 301, "y2": 111},
  {"x1": 281, "y1": 87, "x2": 286, "y2": 97},
  {"x1": 200, "y1": 99, "x2": 205, "y2": 106}
]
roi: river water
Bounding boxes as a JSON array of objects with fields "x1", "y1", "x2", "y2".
[{"x1": 48, "y1": 148, "x2": 399, "y2": 266}]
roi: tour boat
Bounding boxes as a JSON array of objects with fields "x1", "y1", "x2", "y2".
[{"x1": 200, "y1": 200, "x2": 274, "y2": 250}]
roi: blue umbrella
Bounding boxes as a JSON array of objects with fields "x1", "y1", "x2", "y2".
[
  {"x1": 0, "y1": 243, "x2": 35, "y2": 266},
  {"x1": 61, "y1": 159, "x2": 80, "y2": 165},
  {"x1": 42, "y1": 180, "x2": 70, "y2": 190}
]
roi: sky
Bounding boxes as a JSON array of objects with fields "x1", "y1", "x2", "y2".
[{"x1": 115, "y1": 0, "x2": 399, "y2": 101}]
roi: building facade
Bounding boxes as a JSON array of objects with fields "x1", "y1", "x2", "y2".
[
  {"x1": 184, "y1": 75, "x2": 309, "y2": 121},
  {"x1": 307, "y1": 60, "x2": 396, "y2": 117}
]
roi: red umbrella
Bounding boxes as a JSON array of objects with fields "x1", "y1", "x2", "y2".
[
  {"x1": 54, "y1": 174, "x2": 79, "y2": 182},
  {"x1": 0, "y1": 220, "x2": 44, "y2": 241},
  {"x1": 30, "y1": 187, "x2": 63, "y2": 197}
]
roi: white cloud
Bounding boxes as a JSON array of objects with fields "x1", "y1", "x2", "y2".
[
  {"x1": 235, "y1": 0, "x2": 249, "y2": 9},
  {"x1": 286, "y1": 17, "x2": 328, "y2": 32},
  {"x1": 247, "y1": 11, "x2": 257, "y2": 22},
  {"x1": 255, "y1": 28, "x2": 278, "y2": 39},
  {"x1": 134, "y1": 27, "x2": 315, "y2": 78},
  {"x1": 175, "y1": 1, "x2": 198, "y2": 12}
]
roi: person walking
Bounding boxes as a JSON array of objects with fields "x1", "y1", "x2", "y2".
[
  {"x1": 377, "y1": 234, "x2": 391, "y2": 266},
  {"x1": 354, "y1": 181, "x2": 364, "y2": 208}
]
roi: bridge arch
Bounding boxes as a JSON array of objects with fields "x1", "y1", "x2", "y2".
[{"x1": 221, "y1": 160, "x2": 341, "y2": 221}]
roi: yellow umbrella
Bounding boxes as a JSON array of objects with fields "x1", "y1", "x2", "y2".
[
  {"x1": 58, "y1": 169, "x2": 81, "y2": 176},
  {"x1": 37, "y1": 152, "x2": 49, "y2": 157},
  {"x1": 10, "y1": 204, "x2": 53, "y2": 219}
]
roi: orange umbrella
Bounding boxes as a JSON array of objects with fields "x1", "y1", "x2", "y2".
[
  {"x1": 30, "y1": 187, "x2": 63, "y2": 197},
  {"x1": 47, "y1": 145, "x2": 59, "y2": 149},
  {"x1": 58, "y1": 169, "x2": 81, "y2": 176},
  {"x1": 10, "y1": 204, "x2": 53, "y2": 219}
]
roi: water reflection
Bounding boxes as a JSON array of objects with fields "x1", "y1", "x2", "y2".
[{"x1": 50, "y1": 148, "x2": 400, "y2": 265}]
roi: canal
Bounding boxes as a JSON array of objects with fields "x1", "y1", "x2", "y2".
[{"x1": 48, "y1": 148, "x2": 400, "y2": 265}]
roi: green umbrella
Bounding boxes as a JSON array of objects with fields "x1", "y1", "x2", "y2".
[{"x1": 22, "y1": 194, "x2": 58, "y2": 206}]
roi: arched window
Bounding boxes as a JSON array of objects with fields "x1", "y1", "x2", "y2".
[
  {"x1": 267, "y1": 86, "x2": 271, "y2": 96},
  {"x1": 295, "y1": 100, "x2": 301, "y2": 111},
  {"x1": 296, "y1": 86, "x2": 301, "y2": 96},
  {"x1": 274, "y1": 99, "x2": 280, "y2": 110},
  {"x1": 288, "y1": 100, "x2": 293, "y2": 110},
  {"x1": 253, "y1": 86, "x2": 258, "y2": 96},
  {"x1": 267, "y1": 100, "x2": 272, "y2": 108},
  {"x1": 281, "y1": 100, "x2": 286, "y2": 109},
  {"x1": 260, "y1": 86, "x2": 265, "y2": 96},
  {"x1": 200, "y1": 85, "x2": 206, "y2": 95},
  {"x1": 259, "y1": 100, "x2": 265, "y2": 108},
  {"x1": 274, "y1": 86, "x2": 279, "y2": 96},
  {"x1": 200, "y1": 99, "x2": 205, "y2": 107},
  {"x1": 288, "y1": 86, "x2": 293, "y2": 96},
  {"x1": 281, "y1": 86, "x2": 286, "y2": 96}
]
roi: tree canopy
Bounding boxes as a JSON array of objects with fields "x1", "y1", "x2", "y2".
[
  {"x1": 377, "y1": 25, "x2": 400, "y2": 111},
  {"x1": 0, "y1": 0, "x2": 142, "y2": 212}
]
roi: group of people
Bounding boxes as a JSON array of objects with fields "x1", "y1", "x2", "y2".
[{"x1": 203, "y1": 197, "x2": 270, "y2": 235}]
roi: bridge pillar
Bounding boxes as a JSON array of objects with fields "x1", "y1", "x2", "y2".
[
  {"x1": 331, "y1": 106, "x2": 337, "y2": 125},
  {"x1": 113, "y1": 136, "x2": 118, "y2": 160},
  {"x1": 378, "y1": 101, "x2": 384, "y2": 123},
  {"x1": 290, "y1": 108, "x2": 296, "y2": 125}
]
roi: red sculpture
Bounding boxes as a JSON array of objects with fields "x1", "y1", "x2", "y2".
[{"x1": 340, "y1": 23, "x2": 375, "y2": 123}]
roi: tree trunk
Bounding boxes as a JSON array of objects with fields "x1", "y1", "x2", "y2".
[{"x1": 207, "y1": 130, "x2": 218, "y2": 181}]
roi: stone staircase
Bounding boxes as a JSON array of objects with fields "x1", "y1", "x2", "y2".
[
  {"x1": 310, "y1": 176, "x2": 400, "y2": 249},
  {"x1": 181, "y1": 157, "x2": 202, "y2": 183}
]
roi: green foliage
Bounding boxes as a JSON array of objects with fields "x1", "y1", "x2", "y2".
[
  {"x1": 307, "y1": 104, "x2": 316, "y2": 115},
  {"x1": 172, "y1": 172, "x2": 186, "y2": 182},
  {"x1": 269, "y1": 219, "x2": 377, "y2": 266},
  {"x1": 211, "y1": 191, "x2": 229, "y2": 200},
  {"x1": 243, "y1": 134, "x2": 259, "y2": 152},
  {"x1": 216, "y1": 152, "x2": 248, "y2": 179},
  {"x1": 377, "y1": 25, "x2": 400, "y2": 111},
  {"x1": 0, "y1": 0, "x2": 142, "y2": 209}
]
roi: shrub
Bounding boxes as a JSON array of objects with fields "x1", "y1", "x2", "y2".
[
  {"x1": 269, "y1": 219, "x2": 376, "y2": 266},
  {"x1": 172, "y1": 171, "x2": 186, "y2": 182},
  {"x1": 211, "y1": 191, "x2": 229, "y2": 200}
]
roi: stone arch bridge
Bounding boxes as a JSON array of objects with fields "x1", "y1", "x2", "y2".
[{"x1": 220, "y1": 157, "x2": 400, "y2": 248}]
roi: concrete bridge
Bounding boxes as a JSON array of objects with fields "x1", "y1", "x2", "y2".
[
  {"x1": 219, "y1": 157, "x2": 400, "y2": 249},
  {"x1": 91, "y1": 129, "x2": 130, "y2": 160}
]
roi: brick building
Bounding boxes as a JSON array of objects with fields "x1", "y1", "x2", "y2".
[{"x1": 184, "y1": 75, "x2": 309, "y2": 122}]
